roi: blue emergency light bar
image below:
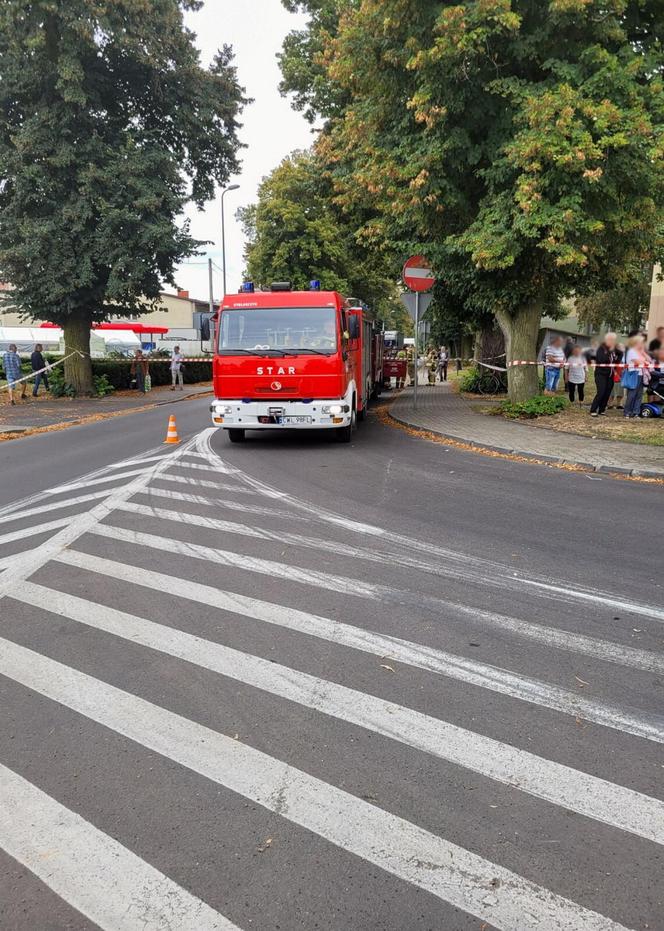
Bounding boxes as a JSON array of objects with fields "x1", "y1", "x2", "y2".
[
  {"x1": 310, "y1": 280, "x2": 322, "y2": 291},
  {"x1": 241, "y1": 281, "x2": 255, "y2": 293}
]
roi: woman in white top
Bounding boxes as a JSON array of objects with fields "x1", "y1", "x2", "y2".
[
  {"x1": 566, "y1": 346, "x2": 587, "y2": 404},
  {"x1": 170, "y1": 346, "x2": 184, "y2": 391},
  {"x1": 623, "y1": 335, "x2": 649, "y2": 418}
]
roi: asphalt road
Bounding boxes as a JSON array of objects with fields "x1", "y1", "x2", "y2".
[{"x1": 0, "y1": 398, "x2": 662, "y2": 931}]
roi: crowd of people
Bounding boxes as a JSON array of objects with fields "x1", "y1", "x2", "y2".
[
  {"x1": 2, "y1": 344, "x2": 187, "y2": 403},
  {"x1": 543, "y1": 326, "x2": 664, "y2": 418}
]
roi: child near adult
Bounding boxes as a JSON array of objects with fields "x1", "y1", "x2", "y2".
[{"x1": 566, "y1": 345, "x2": 587, "y2": 405}]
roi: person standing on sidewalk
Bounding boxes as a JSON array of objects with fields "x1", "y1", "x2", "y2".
[
  {"x1": 2, "y1": 344, "x2": 27, "y2": 405},
  {"x1": 622, "y1": 334, "x2": 650, "y2": 419},
  {"x1": 170, "y1": 346, "x2": 184, "y2": 391},
  {"x1": 31, "y1": 344, "x2": 49, "y2": 396},
  {"x1": 566, "y1": 345, "x2": 587, "y2": 404},
  {"x1": 544, "y1": 336, "x2": 565, "y2": 394},
  {"x1": 590, "y1": 332, "x2": 618, "y2": 416},
  {"x1": 438, "y1": 345, "x2": 449, "y2": 382},
  {"x1": 130, "y1": 350, "x2": 149, "y2": 393}
]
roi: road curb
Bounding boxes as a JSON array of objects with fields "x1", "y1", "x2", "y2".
[{"x1": 387, "y1": 409, "x2": 664, "y2": 484}]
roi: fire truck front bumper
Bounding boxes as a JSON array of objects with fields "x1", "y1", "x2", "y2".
[{"x1": 210, "y1": 399, "x2": 353, "y2": 430}]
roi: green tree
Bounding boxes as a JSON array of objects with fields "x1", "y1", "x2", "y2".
[
  {"x1": 0, "y1": 0, "x2": 244, "y2": 394},
  {"x1": 279, "y1": 1, "x2": 355, "y2": 124},
  {"x1": 238, "y1": 149, "x2": 408, "y2": 329},
  {"x1": 575, "y1": 265, "x2": 654, "y2": 333},
  {"x1": 282, "y1": 0, "x2": 664, "y2": 400}
]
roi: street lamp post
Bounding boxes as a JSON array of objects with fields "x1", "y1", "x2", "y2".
[{"x1": 221, "y1": 184, "x2": 240, "y2": 297}]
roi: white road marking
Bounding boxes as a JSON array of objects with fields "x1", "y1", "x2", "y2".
[
  {"x1": 518, "y1": 579, "x2": 664, "y2": 625},
  {"x1": 0, "y1": 638, "x2": 630, "y2": 931},
  {"x1": 88, "y1": 522, "x2": 379, "y2": 598},
  {"x1": 200, "y1": 436, "x2": 664, "y2": 624},
  {"x1": 56, "y1": 549, "x2": 664, "y2": 746},
  {"x1": 148, "y1": 474, "x2": 258, "y2": 496},
  {"x1": 0, "y1": 445, "x2": 168, "y2": 522},
  {"x1": 42, "y1": 468, "x2": 151, "y2": 496},
  {"x1": 166, "y1": 460, "x2": 240, "y2": 476},
  {"x1": 0, "y1": 517, "x2": 72, "y2": 547},
  {"x1": 13, "y1": 579, "x2": 664, "y2": 846},
  {"x1": 0, "y1": 437, "x2": 198, "y2": 600},
  {"x1": 111, "y1": 501, "x2": 664, "y2": 676},
  {"x1": 0, "y1": 763, "x2": 240, "y2": 931},
  {"x1": 141, "y1": 485, "x2": 310, "y2": 521},
  {"x1": 0, "y1": 491, "x2": 112, "y2": 526}
]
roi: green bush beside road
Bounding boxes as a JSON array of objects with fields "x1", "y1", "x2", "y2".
[{"x1": 500, "y1": 396, "x2": 569, "y2": 419}]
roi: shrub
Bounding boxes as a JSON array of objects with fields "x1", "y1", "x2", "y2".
[
  {"x1": 93, "y1": 373, "x2": 115, "y2": 397},
  {"x1": 91, "y1": 359, "x2": 212, "y2": 391},
  {"x1": 48, "y1": 366, "x2": 76, "y2": 397},
  {"x1": 458, "y1": 366, "x2": 508, "y2": 394},
  {"x1": 500, "y1": 395, "x2": 569, "y2": 419}
]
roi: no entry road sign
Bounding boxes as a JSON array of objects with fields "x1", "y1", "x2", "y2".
[{"x1": 402, "y1": 255, "x2": 436, "y2": 293}]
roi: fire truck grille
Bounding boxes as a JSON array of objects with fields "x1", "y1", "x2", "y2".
[{"x1": 255, "y1": 386, "x2": 298, "y2": 394}]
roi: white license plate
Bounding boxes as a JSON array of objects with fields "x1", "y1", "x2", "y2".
[{"x1": 280, "y1": 415, "x2": 312, "y2": 425}]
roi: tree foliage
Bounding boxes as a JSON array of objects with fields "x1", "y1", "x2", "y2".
[
  {"x1": 0, "y1": 0, "x2": 245, "y2": 392},
  {"x1": 239, "y1": 150, "x2": 408, "y2": 330},
  {"x1": 281, "y1": 0, "x2": 664, "y2": 399},
  {"x1": 575, "y1": 265, "x2": 653, "y2": 333}
]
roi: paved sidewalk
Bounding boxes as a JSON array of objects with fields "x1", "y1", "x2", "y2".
[
  {"x1": 0, "y1": 383, "x2": 212, "y2": 434},
  {"x1": 390, "y1": 384, "x2": 664, "y2": 477}
]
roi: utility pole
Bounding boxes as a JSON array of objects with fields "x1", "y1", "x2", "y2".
[
  {"x1": 208, "y1": 257, "x2": 214, "y2": 315},
  {"x1": 221, "y1": 184, "x2": 240, "y2": 297}
]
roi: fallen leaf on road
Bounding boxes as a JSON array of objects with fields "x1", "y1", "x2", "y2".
[
  {"x1": 380, "y1": 664, "x2": 396, "y2": 673},
  {"x1": 257, "y1": 837, "x2": 273, "y2": 853}
]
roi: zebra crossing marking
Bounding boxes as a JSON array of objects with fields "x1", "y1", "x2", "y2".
[
  {"x1": 0, "y1": 763, "x2": 241, "y2": 931},
  {"x1": 0, "y1": 637, "x2": 630, "y2": 931},
  {"x1": 11, "y1": 579, "x2": 664, "y2": 846},
  {"x1": 56, "y1": 547, "x2": 664, "y2": 746}
]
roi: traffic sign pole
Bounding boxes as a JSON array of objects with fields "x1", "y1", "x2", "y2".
[
  {"x1": 414, "y1": 291, "x2": 420, "y2": 410},
  {"x1": 402, "y1": 255, "x2": 436, "y2": 411}
]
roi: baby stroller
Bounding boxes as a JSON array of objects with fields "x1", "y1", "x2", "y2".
[{"x1": 641, "y1": 368, "x2": 664, "y2": 418}]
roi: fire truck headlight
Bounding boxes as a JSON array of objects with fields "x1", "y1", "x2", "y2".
[
  {"x1": 212, "y1": 404, "x2": 233, "y2": 415},
  {"x1": 323, "y1": 404, "x2": 345, "y2": 416}
]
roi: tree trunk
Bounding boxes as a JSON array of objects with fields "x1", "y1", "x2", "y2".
[
  {"x1": 63, "y1": 312, "x2": 94, "y2": 396},
  {"x1": 473, "y1": 321, "x2": 505, "y2": 364},
  {"x1": 496, "y1": 304, "x2": 542, "y2": 402}
]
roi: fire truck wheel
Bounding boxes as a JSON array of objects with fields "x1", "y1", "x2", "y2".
[
  {"x1": 228, "y1": 429, "x2": 246, "y2": 443},
  {"x1": 335, "y1": 405, "x2": 356, "y2": 443},
  {"x1": 357, "y1": 405, "x2": 366, "y2": 422}
]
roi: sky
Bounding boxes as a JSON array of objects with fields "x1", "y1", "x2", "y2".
[{"x1": 175, "y1": 1, "x2": 314, "y2": 304}]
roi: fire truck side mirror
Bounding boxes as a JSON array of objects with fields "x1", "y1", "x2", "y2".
[{"x1": 348, "y1": 315, "x2": 360, "y2": 340}]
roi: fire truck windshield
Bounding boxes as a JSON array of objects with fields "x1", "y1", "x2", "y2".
[{"x1": 219, "y1": 307, "x2": 338, "y2": 355}]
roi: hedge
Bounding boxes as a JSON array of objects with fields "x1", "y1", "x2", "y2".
[{"x1": 90, "y1": 359, "x2": 212, "y2": 390}]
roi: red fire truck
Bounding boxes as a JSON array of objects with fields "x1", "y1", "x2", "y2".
[{"x1": 210, "y1": 282, "x2": 383, "y2": 443}]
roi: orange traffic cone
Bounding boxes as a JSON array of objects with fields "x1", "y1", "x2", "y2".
[{"x1": 164, "y1": 415, "x2": 180, "y2": 445}]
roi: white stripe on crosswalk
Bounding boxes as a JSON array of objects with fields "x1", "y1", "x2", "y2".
[
  {"x1": 139, "y1": 486, "x2": 310, "y2": 521},
  {"x1": 0, "y1": 638, "x2": 629, "y2": 931},
  {"x1": 0, "y1": 491, "x2": 112, "y2": 526},
  {"x1": 149, "y1": 474, "x2": 258, "y2": 496},
  {"x1": 166, "y1": 460, "x2": 240, "y2": 476},
  {"x1": 13, "y1": 580, "x2": 664, "y2": 846},
  {"x1": 0, "y1": 443, "x2": 194, "y2": 599},
  {"x1": 111, "y1": 501, "x2": 664, "y2": 676},
  {"x1": 56, "y1": 549, "x2": 664, "y2": 746},
  {"x1": 0, "y1": 517, "x2": 72, "y2": 547},
  {"x1": 0, "y1": 763, "x2": 240, "y2": 931}
]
